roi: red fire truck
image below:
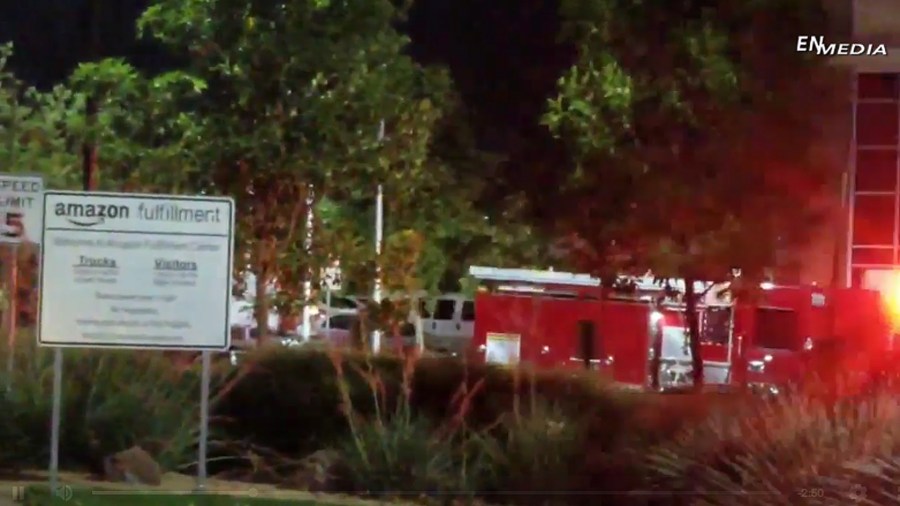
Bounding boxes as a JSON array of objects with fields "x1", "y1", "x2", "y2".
[{"x1": 467, "y1": 266, "x2": 894, "y2": 393}]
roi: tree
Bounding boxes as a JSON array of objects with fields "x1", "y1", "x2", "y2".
[
  {"x1": 0, "y1": 44, "x2": 82, "y2": 189},
  {"x1": 311, "y1": 97, "x2": 553, "y2": 346},
  {"x1": 65, "y1": 58, "x2": 206, "y2": 193},
  {"x1": 0, "y1": 43, "x2": 206, "y2": 324},
  {"x1": 541, "y1": 0, "x2": 845, "y2": 388},
  {"x1": 0, "y1": 44, "x2": 86, "y2": 325},
  {"x1": 419, "y1": 101, "x2": 555, "y2": 291},
  {"x1": 136, "y1": 0, "x2": 453, "y2": 340}
]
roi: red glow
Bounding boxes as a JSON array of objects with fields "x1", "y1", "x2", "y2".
[
  {"x1": 883, "y1": 273, "x2": 900, "y2": 330},
  {"x1": 864, "y1": 269, "x2": 900, "y2": 332}
]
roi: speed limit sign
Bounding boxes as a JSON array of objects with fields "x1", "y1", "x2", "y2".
[{"x1": 0, "y1": 174, "x2": 43, "y2": 244}]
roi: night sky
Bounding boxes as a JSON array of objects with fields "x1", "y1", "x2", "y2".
[
  {"x1": 0, "y1": 0, "x2": 573, "y2": 172},
  {"x1": 0, "y1": 0, "x2": 577, "y2": 222}
]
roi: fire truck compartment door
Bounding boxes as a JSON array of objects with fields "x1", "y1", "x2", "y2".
[{"x1": 569, "y1": 320, "x2": 613, "y2": 370}]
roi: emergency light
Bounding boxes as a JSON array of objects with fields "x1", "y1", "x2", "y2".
[
  {"x1": 861, "y1": 269, "x2": 900, "y2": 330},
  {"x1": 887, "y1": 275, "x2": 900, "y2": 316}
]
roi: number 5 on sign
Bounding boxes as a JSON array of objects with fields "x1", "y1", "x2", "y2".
[
  {"x1": 0, "y1": 174, "x2": 44, "y2": 245},
  {"x1": 1, "y1": 212, "x2": 24, "y2": 240}
]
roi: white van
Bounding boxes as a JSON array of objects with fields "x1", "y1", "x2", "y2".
[{"x1": 420, "y1": 293, "x2": 475, "y2": 355}]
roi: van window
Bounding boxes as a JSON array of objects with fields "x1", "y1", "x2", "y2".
[
  {"x1": 329, "y1": 314, "x2": 357, "y2": 330},
  {"x1": 434, "y1": 299, "x2": 456, "y2": 320},
  {"x1": 755, "y1": 308, "x2": 799, "y2": 350},
  {"x1": 328, "y1": 297, "x2": 359, "y2": 309},
  {"x1": 461, "y1": 301, "x2": 475, "y2": 321},
  {"x1": 701, "y1": 307, "x2": 731, "y2": 345}
]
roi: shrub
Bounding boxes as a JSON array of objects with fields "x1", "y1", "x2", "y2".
[
  {"x1": 469, "y1": 401, "x2": 586, "y2": 505},
  {"x1": 215, "y1": 347, "x2": 644, "y2": 459},
  {"x1": 333, "y1": 354, "x2": 474, "y2": 497},
  {"x1": 0, "y1": 336, "x2": 222, "y2": 472},
  {"x1": 337, "y1": 404, "x2": 466, "y2": 496},
  {"x1": 214, "y1": 347, "x2": 404, "y2": 457},
  {"x1": 644, "y1": 388, "x2": 900, "y2": 505},
  {"x1": 224, "y1": 346, "x2": 900, "y2": 506},
  {"x1": 330, "y1": 350, "x2": 597, "y2": 504}
]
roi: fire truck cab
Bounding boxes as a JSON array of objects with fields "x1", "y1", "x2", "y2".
[{"x1": 468, "y1": 266, "x2": 892, "y2": 392}]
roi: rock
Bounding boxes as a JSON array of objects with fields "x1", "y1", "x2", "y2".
[
  {"x1": 102, "y1": 446, "x2": 162, "y2": 486},
  {"x1": 282, "y1": 449, "x2": 341, "y2": 492}
]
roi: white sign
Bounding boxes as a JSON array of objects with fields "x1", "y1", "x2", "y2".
[
  {"x1": 0, "y1": 174, "x2": 43, "y2": 244},
  {"x1": 38, "y1": 191, "x2": 235, "y2": 350},
  {"x1": 321, "y1": 263, "x2": 342, "y2": 291},
  {"x1": 811, "y1": 292, "x2": 826, "y2": 307},
  {"x1": 485, "y1": 332, "x2": 521, "y2": 365}
]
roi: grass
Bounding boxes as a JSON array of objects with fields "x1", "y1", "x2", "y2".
[{"x1": 23, "y1": 485, "x2": 319, "y2": 506}]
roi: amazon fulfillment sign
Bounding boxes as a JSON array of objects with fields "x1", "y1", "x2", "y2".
[
  {"x1": 51, "y1": 199, "x2": 224, "y2": 227},
  {"x1": 38, "y1": 191, "x2": 236, "y2": 350}
]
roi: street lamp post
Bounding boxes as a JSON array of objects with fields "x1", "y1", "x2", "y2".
[
  {"x1": 372, "y1": 120, "x2": 385, "y2": 354},
  {"x1": 301, "y1": 184, "x2": 315, "y2": 342}
]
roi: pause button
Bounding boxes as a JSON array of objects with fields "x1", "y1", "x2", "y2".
[{"x1": 11, "y1": 485, "x2": 24, "y2": 502}]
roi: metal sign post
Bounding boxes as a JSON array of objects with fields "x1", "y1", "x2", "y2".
[
  {"x1": 49, "y1": 347, "x2": 62, "y2": 494},
  {"x1": 197, "y1": 350, "x2": 211, "y2": 489},
  {"x1": 38, "y1": 191, "x2": 235, "y2": 495},
  {"x1": 4, "y1": 243, "x2": 17, "y2": 391}
]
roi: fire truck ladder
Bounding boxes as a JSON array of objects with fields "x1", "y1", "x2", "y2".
[
  {"x1": 468, "y1": 266, "x2": 602, "y2": 287},
  {"x1": 467, "y1": 266, "x2": 714, "y2": 293}
]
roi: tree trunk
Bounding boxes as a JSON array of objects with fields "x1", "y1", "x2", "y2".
[
  {"x1": 413, "y1": 301, "x2": 424, "y2": 351},
  {"x1": 355, "y1": 311, "x2": 368, "y2": 351},
  {"x1": 684, "y1": 278, "x2": 704, "y2": 390},
  {"x1": 254, "y1": 269, "x2": 270, "y2": 343},
  {"x1": 82, "y1": 96, "x2": 98, "y2": 192},
  {"x1": 278, "y1": 313, "x2": 299, "y2": 336}
]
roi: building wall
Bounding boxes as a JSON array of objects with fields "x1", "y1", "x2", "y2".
[
  {"x1": 789, "y1": 0, "x2": 853, "y2": 286},
  {"x1": 808, "y1": 0, "x2": 900, "y2": 287},
  {"x1": 798, "y1": 76, "x2": 851, "y2": 287},
  {"x1": 853, "y1": 0, "x2": 900, "y2": 45}
]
